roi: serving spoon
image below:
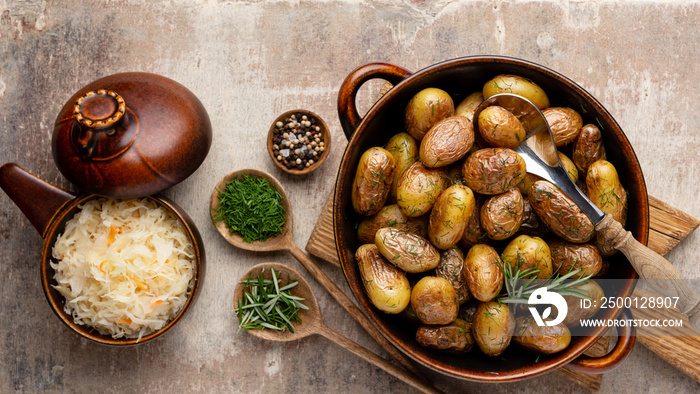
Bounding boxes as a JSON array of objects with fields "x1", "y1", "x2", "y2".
[
  {"x1": 473, "y1": 93, "x2": 700, "y2": 332},
  {"x1": 211, "y1": 168, "x2": 433, "y2": 386},
  {"x1": 233, "y1": 262, "x2": 440, "y2": 394}
]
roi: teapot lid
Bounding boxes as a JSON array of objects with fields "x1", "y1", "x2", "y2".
[{"x1": 52, "y1": 72, "x2": 212, "y2": 198}]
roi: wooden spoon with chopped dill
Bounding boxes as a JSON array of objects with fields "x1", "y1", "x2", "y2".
[
  {"x1": 233, "y1": 262, "x2": 441, "y2": 394},
  {"x1": 212, "y1": 174, "x2": 287, "y2": 243}
]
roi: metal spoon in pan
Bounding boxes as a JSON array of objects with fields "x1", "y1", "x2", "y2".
[
  {"x1": 473, "y1": 93, "x2": 700, "y2": 332},
  {"x1": 210, "y1": 168, "x2": 434, "y2": 387},
  {"x1": 233, "y1": 262, "x2": 440, "y2": 394}
]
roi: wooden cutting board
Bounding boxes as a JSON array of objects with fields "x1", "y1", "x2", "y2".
[{"x1": 304, "y1": 82, "x2": 700, "y2": 391}]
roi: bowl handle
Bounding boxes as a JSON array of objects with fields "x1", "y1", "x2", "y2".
[
  {"x1": 566, "y1": 308, "x2": 636, "y2": 374},
  {"x1": 337, "y1": 63, "x2": 411, "y2": 140},
  {"x1": 0, "y1": 163, "x2": 76, "y2": 238}
]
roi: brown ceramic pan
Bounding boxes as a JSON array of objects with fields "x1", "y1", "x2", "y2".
[
  {"x1": 334, "y1": 56, "x2": 645, "y2": 381},
  {"x1": 0, "y1": 163, "x2": 205, "y2": 345}
]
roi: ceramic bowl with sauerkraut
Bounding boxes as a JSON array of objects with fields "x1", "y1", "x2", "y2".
[{"x1": 38, "y1": 194, "x2": 205, "y2": 345}]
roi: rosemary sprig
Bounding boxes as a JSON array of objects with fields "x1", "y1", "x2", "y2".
[
  {"x1": 236, "y1": 268, "x2": 308, "y2": 333},
  {"x1": 497, "y1": 253, "x2": 594, "y2": 304}
]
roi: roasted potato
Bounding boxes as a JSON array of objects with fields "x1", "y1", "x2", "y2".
[
  {"x1": 550, "y1": 241, "x2": 603, "y2": 277},
  {"x1": 514, "y1": 315, "x2": 571, "y2": 354},
  {"x1": 357, "y1": 204, "x2": 428, "y2": 244},
  {"x1": 460, "y1": 195, "x2": 489, "y2": 247},
  {"x1": 462, "y1": 148, "x2": 527, "y2": 195},
  {"x1": 586, "y1": 160, "x2": 628, "y2": 226},
  {"x1": 411, "y1": 277, "x2": 459, "y2": 325},
  {"x1": 429, "y1": 184, "x2": 475, "y2": 249},
  {"x1": 517, "y1": 199, "x2": 549, "y2": 237},
  {"x1": 483, "y1": 74, "x2": 550, "y2": 110},
  {"x1": 435, "y1": 247, "x2": 471, "y2": 304},
  {"x1": 375, "y1": 227, "x2": 441, "y2": 273},
  {"x1": 351, "y1": 147, "x2": 396, "y2": 216},
  {"x1": 477, "y1": 105, "x2": 525, "y2": 148},
  {"x1": 472, "y1": 301, "x2": 515, "y2": 356},
  {"x1": 396, "y1": 162, "x2": 449, "y2": 217},
  {"x1": 501, "y1": 235, "x2": 553, "y2": 279},
  {"x1": 529, "y1": 180, "x2": 595, "y2": 243},
  {"x1": 416, "y1": 318, "x2": 474, "y2": 354},
  {"x1": 385, "y1": 132, "x2": 419, "y2": 201},
  {"x1": 516, "y1": 174, "x2": 543, "y2": 197},
  {"x1": 420, "y1": 116, "x2": 475, "y2": 168},
  {"x1": 542, "y1": 107, "x2": 583, "y2": 147},
  {"x1": 558, "y1": 152, "x2": 579, "y2": 184},
  {"x1": 561, "y1": 280, "x2": 605, "y2": 327},
  {"x1": 572, "y1": 124, "x2": 606, "y2": 175},
  {"x1": 405, "y1": 88, "x2": 454, "y2": 140},
  {"x1": 481, "y1": 188, "x2": 524, "y2": 241},
  {"x1": 463, "y1": 244, "x2": 504, "y2": 302},
  {"x1": 455, "y1": 91, "x2": 484, "y2": 121},
  {"x1": 356, "y1": 244, "x2": 411, "y2": 314}
]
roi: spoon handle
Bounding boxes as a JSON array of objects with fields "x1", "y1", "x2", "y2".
[
  {"x1": 286, "y1": 242, "x2": 429, "y2": 381},
  {"x1": 315, "y1": 323, "x2": 442, "y2": 394},
  {"x1": 597, "y1": 214, "x2": 700, "y2": 332}
]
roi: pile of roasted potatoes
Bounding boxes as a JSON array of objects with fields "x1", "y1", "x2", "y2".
[{"x1": 351, "y1": 74, "x2": 628, "y2": 357}]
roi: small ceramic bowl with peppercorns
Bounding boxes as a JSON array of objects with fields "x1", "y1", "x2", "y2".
[{"x1": 267, "y1": 109, "x2": 331, "y2": 175}]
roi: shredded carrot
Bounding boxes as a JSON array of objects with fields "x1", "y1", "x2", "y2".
[
  {"x1": 128, "y1": 274, "x2": 149, "y2": 291},
  {"x1": 116, "y1": 318, "x2": 132, "y2": 325},
  {"x1": 150, "y1": 299, "x2": 164, "y2": 307},
  {"x1": 107, "y1": 225, "x2": 122, "y2": 246},
  {"x1": 99, "y1": 261, "x2": 108, "y2": 274}
]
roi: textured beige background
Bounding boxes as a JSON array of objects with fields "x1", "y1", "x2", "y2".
[{"x1": 1, "y1": 0, "x2": 699, "y2": 392}]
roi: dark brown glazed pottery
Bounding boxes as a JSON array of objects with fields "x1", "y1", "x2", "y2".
[
  {"x1": 52, "y1": 72, "x2": 212, "y2": 198},
  {"x1": 334, "y1": 56, "x2": 647, "y2": 381},
  {"x1": 267, "y1": 109, "x2": 331, "y2": 175},
  {"x1": 0, "y1": 163, "x2": 205, "y2": 346}
]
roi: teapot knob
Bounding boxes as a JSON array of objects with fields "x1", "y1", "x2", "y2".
[{"x1": 73, "y1": 90, "x2": 126, "y2": 130}]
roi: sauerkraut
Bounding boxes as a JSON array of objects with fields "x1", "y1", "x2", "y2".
[{"x1": 51, "y1": 198, "x2": 196, "y2": 340}]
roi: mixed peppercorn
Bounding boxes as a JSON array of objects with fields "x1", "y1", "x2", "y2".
[{"x1": 271, "y1": 113, "x2": 326, "y2": 170}]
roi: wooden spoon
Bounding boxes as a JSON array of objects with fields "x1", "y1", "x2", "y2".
[
  {"x1": 233, "y1": 262, "x2": 440, "y2": 394},
  {"x1": 210, "y1": 169, "x2": 430, "y2": 384}
]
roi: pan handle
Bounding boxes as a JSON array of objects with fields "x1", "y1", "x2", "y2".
[
  {"x1": 0, "y1": 163, "x2": 76, "y2": 238},
  {"x1": 566, "y1": 308, "x2": 636, "y2": 374},
  {"x1": 337, "y1": 63, "x2": 411, "y2": 140}
]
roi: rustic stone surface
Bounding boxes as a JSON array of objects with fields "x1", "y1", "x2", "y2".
[{"x1": 1, "y1": 0, "x2": 699, "y2": 392}]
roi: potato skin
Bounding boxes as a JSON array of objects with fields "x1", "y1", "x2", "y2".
[
  {"x1": 351, "y1": 147, "x2": 396, "y2": 216},
  {"x1": 481, "y1": 188, "x2": 524, "y2": 241},
  {"x1": 573, "y1": 124, "x2": 606, "y2": 175},
  {"x1": 562, "y1": 280, "x2": 605, "y2": 327},
  {"x1": 385, "y1": 133, "x2": 419, "y2": 202},
  {"x1": 416, "y1": 318, "x2": 474, "y2": 354},
  {"x1": 473, "y1": 301, "x2": 515, "y2": 356},
  {"x1": 543, "y1": 107, "x2": 583, "y2": 147},
  {"x1": 405, "y1": 88, "x2": 455, "y2": 140},
  {"x1": 420, "y1": 116, "x2": 475, "y2": 168},
  {"x1": 550, "y1": 241, "x2": 603, "y2": 277},
  {"x1": 460, "y1": 195, "x2": 489, "y2": 247},
  {"x1": 411, "y1": 277, "x2": 459, "y2": 325},
  {"x1": 429, "y1": 184, "x2": 476, "y2": 249},
  {"x1": 455, "y1": 91, "x2": 484, "y2": 121},
  {"x1": 356, "y1": 244, "x2": 411, "y2": 314},
  {"x1": 501, "y1": 235, "x2": 553, "y2": 279},
  {"x1": 396, "y1": 162, "x2": 449, "y2": 217},
  {"x1": 514, "y1": 315, "x2": 571, "y2": 354},
  {"x1": 435, "y1": 248, "x2": 471, "y2": 305},
  {"x1": 463, "y1": 244, "x2": 504, "y2": 302},
  {"x1": 586, "y1": 160, "x2": 628, "y2": 226},
  {"x1": 558, "y1": 152, "x2": 579, "y2": 184},
  {"x1": 483, "y1": 74, "x2": 550, "y2": 110},
  {"x1": 477, "y1": 106, "x2": 526, "y2": 148},
  {"x1": 462, "y1": 148, "x2": 527, "y2": 195},
  {"x1": 375, "y1": 227, "x2": 441, "y2": 273},
  {"x1": 357, "y1": 204, "x2": 428, "y2": 244},
  {"x1": 529, "y1": 180, "x2": 595, "y2": 243}
]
